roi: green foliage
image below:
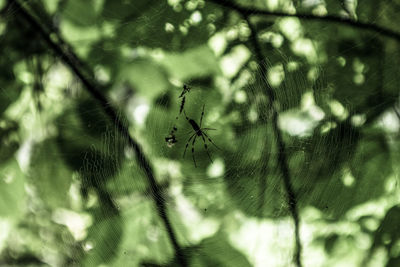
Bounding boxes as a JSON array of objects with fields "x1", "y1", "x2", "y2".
[
  {"x1": 1, "y1": 0, "x2": 400, "y2": 266},
  {"x1": 29, "y1": 139, "x2": 72, "y2": 208},
  {"x1": 84, "y1": 205, "x2": 123, "y2": 266},
  {"x1": 157, "y1": 231, "x2": 252, "y2": 266},
  {"x1": 0, "y1": 159, "x2": 25, "y2": 219}
]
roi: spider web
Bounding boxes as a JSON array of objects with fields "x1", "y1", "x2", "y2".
[
  {"x1": 63, "y1": 48, "x2": 391, "y2": 266},
  {"x1": 3, "y1": 1, "x2": 399, "y2": 266},
  {"x1": 94, "y1": 51, "x2": 327, "y2": 266}
]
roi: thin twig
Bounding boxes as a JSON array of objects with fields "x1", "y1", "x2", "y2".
[
  {"x1": 243, "y1": 10, "x2": 303, "y2": 267},
  {"x1": 9, "y1": 1, "x2": 187, "y2": 266},
  {"x1": 207, "y1": 0, "x2": 400, "y2": 42}
]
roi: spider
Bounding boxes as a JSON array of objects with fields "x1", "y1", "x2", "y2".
[
  {"x1": 165, "y1": 126, "x2": 178, "y2": 147},
  {"x1": 177, "y1": 85, "x2": 190, "y2": 117},
  {"x1": 183, "y1": 105, "x2": 219, "y2": 167},
  {"x1": 179, "y1": 84, "x2": 191, "y2": 98}
]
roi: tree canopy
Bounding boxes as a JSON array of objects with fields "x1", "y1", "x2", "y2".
[{"x1": 1, "y1": 0, "x2": 400, "y2": 266}]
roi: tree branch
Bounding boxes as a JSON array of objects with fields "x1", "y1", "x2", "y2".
[
  {"x1": 207, "y1": 0, "x2": 400, "y2": 42},
  {"x1": 243, "y1": 10, "x2": 303, "y2": 267},
  {"x1": 9, "y1": 1, "x2": 187, "y2": 266}
]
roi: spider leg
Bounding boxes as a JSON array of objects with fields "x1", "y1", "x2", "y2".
[
  {"x1": 183, "y1": 133, "x2": 196, "y2": 158},
  {"x1": 200, "y1": 133, "x2": 213, "y2": 163},
  {"x1": 199, "y1": 104, "x2": 205, "y2": 127},
  {"x1": 185, "y1": 129, "x2": 196, "y2": 135},
  {"x1": 191, "y1": 135, "x2": 197, "y2": 168},
  {"x1": 201, "y1": 128, "x2": 217, "y2": 131},
  {"x1": 202, "y1": 132, "x2": 221, "y2": 150},
  {"x1": 183, "y1": 110, "x2": 190, "y2": 122}
]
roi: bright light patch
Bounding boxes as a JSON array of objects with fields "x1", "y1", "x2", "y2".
[
  {"x1": 341, "y1": 169, "x2": 355, "y2": 187},
  {"x1": 234, "y1": 90, "x2": 247, "y2": 103},
  {"x1": 94, "y1": 65, "x2": 110, "y2": 84},
  {"x1": 268, "y1": 64, "x2": 284, "y2": 87},
  {"x1": 207, "y1": 158, "x2": 225, "y2": 178},
  {"x1": 351, "y1": 114, "x2": 366, "y2": 127},
  {"x1": 379, "y1": 111, "x2": 400, "y2": 132},
  {"x1": 279, "y1": 18, "x2": 302, "y2": 41},
  {"x1": 220, "y1": 45, "x2": 251, "y2": 78},
  {"x1": 271, "y1": 34, "x2": 284, "y2": 47},
  {"x1": 238, "y1": 22, "x2": 251, "y2": 39},
  {"x1": 259, "y1": 32, "x2": 284, "y2": 48},
  {"x1": 146, "y1": 225, "x2": 160, "y2": 242},
  {"x1": 190, "y1": 11, "x2": 202, "y2": 25},
  {"x1": 226, "y1": 28, "x2": 238, "y2": 40},
  {"x1": 165, "y1": 22, "x2": 175, "y2": 32},
  {"x1": 307, "y1": 67, "x2": 320, "y2": 81},
  {"x1": 312, "y1": 5, "x2": 328, "y2": 16},
  {"x1": 337, "y1": 56, "x2": 346, "y2": 67},
  {"x1": 329, "y1": 100, "x2": 348, "y2": 120},
  {"x1": 185, "y1": 0, "x2": 197, "y2": 10},
  {"x1": 292, "y1": 38, "x2": 317, "y2": 62},
  {"x1": 52, "y1": 209, "x2": 92, "y2": 241},
  {"x1": 0, "y1": 219, "x2": 11, "y2": 252},
  {"x1": 134, "y1": 104, "x2": 150, "y2": 126},
  {"x1": 208, "y1": 32, "x2": 227, "y2": 56},
  {"x1": 18, "y1": 71, "x2": 33, "y2": 84},
  {"x1": 363, "y1": 217, "x2": 379, "y2": 232},
  {"x1": 179, "y1": 25, "x2": 188, "y2": 35},
  {"x1": 83, "y1": 241, "x2": 94, "y2": 251},
  {"x1": 301, "y1": 91, "x2": 315, "y2": 109},
  {"x1": 385, "y1": 176, "x2": 397, "y2": 193},
  {"x1": 287, "y1": 61, "x2": 299, "y2": 72},
  {"x1": 172, "y1": 185, "x2": 219, "y2": 243},
  {"x1": 229, "y1": 217, "x2": 300, "y2": 267},
  {"x1": 279, "y1": 111, "x2": 316, "y2": 137},
  {"x1": 248, "y1": 108, "x2": 258, "y2": 122},
  {"x1": 353, "y1": 73, "x2": 365, "y2": 85},
  {"x1": 47, "y1": 64, "x2": 72, "y2": 89},
  {"x1": 301, "y1": 92, "x2": 325, "y2": 121},
  {"x1": 266, "y1": 0, "x2": 279, "y2": 10},
  {"x1": 17, "y1": 139, "x2": 33, "y2": 172},
  {"x1": 353, "y1": 58, "x2": 364, "y2": 73},
  {"x1": 168, "y1": 0, "x2": 181, "y2": 6}
]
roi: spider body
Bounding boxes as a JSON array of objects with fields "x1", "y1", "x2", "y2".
[
  {"x1": 183, "y1": 105, "x2": 219, "y2": 167},
  {"x1": 188, "y1": 119, "x2": 202, "y2": 135}
]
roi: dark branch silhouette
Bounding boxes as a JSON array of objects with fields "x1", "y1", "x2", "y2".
[
  {"x1": 8, "y1": 1, "x2": 187, "y2": 266},
  {"x1": 207, "y1": 0, "x2": 400, "y2": 42},
  {"x1": 244, "y1": 9, "x2": 303, "y2": 267}
]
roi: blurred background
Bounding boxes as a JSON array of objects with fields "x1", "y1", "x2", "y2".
[{"x1": 0, "y1": 0, "x2": 400, "y2": 266}]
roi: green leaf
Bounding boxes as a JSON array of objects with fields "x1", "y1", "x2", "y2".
[
  {"x1": 62, "y1": 0, "x2": 100, "y2": 27},
  {"x1": 191, "y1": 231, "x2": 252, "y2": 267},
  {"x1": 150, "y1": 231, "x2": 252, "y2": 267},
  {"x1": 254, "y1": 54, "x2": 311, "y2": 111},
  {"x1": 321, "y1": 36, "x2": 398, "y2": 122},
  {"x1": 224, "y1": 125, "x2": 289, "y2": 218},
  {"x1": 160, "y1": 45, "x2": 221, "y2": 81},
  {"x1": 112, "y1": 1, "x2": 221, "y2": 51},
  {"x1": 121, "y1": 59, "x2": 170, "y2": 101},
  {"x1": 111, "y1": 200, "x2": 174, "y2": 266},
  {"x1": 0, "y1": 79, "x2": 22, "y2": 115},
  {"x1": 299, "y1": 129, "x2": 391, "y2": 218},
  {"x1": 83, "y1": 207, "x2": 123, "y2": 266},
  {"x1": 56, "y1": 103, "x2": 124, "y2": 189},
  {"x1": 370, "y1": 205, "x2": 400, "y2": 266},
  {"x1": 76, "y1": 99, "x2": 111, "y2": 138},
  {"x1": 0, "y1": 119, "x2": 19, "y2": 165},
  {"x1": 29, "y1": 139, "x2": 72, "y2": 208},
  {"x1": 0, "y1": 158, "x2": 25, "y2": 219},
  {"x1": 294, "y1": 121, "x2": 360, "y2": 183}
]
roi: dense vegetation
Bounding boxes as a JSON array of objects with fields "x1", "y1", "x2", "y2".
[{"x1": 1, "y1": 0, "x2": 400, "y2": 266}]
